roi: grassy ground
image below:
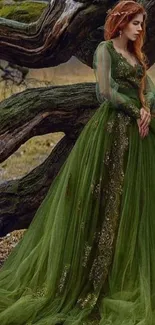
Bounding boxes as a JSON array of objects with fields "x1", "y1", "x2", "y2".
[{"x1": 0, "y1": 132, "x2": 64, "y2": 182}]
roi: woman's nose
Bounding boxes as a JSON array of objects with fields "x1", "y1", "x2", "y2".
[{"x1": 138, "y1": 25, "x2": 142, "y2": 31}]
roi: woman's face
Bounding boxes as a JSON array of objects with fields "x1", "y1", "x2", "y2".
[{"x1": 122, "y1": 13, "x2": 144, "y2": 41}]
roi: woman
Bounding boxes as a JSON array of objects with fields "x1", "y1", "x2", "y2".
[{"x1": 0, "y1": 0, "x2": 155, "y2": 324}]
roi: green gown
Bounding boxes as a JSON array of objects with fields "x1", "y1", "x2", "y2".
[{"x1": 1, "y1": 39, "x2": 155, "y2": 325}]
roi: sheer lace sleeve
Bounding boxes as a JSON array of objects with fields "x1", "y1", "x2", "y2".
[
  {"x1": 144, "y1": 73, "x2": 155, "y2": 114},
  {"x1": 93, "y1": 41, "x2": 141, "y2": 119}
]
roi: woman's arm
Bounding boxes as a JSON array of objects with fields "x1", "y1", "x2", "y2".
[
  {"x1": 144, "y1": 73, "x2": 155, "y2": 116},
  {"x1": 93, "y1": 41, "x2": 141, "y2": 120}
]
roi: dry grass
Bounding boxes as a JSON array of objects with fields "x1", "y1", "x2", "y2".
[
  {"x1": 0, "y1": 229, "x2": 26, "y2": 267},
  {"x1": 0, "y1": 132, "x2": 65, "y2": 182},
  {"x1": 0, "y1": 57, "x2": 95, "y2": 101}
]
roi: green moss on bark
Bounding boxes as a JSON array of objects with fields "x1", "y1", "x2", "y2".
[{"x1": 0, "y1": 2, "x2": 47, "y2": 22}]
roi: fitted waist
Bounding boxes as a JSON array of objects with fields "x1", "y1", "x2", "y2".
[{"x1": 118, "y1": 87, "x2": 141, "y2": 108}]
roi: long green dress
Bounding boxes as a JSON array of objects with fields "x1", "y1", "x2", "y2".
[{"x1": 0, "y1": 39, "x2": 155, "y2": 325}]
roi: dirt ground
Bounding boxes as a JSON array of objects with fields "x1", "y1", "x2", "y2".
[{"x1": 0, "y1": 229, "x2": 26, "y2": 267}]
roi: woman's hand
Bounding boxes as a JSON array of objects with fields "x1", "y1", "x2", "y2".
[
  {"x1": 140, "y1": 107, "x2": 151, "y2": 128},
  {"x1": 137, "y1": 119, "x2": 149, "y2": 138},
  {"x1": 137, "y1": 107, "x2": 151, "y2": 139}
]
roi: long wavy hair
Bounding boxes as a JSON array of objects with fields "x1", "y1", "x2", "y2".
[{"x1": 104, "y1": 0, "x2": 149, "y2": 111}]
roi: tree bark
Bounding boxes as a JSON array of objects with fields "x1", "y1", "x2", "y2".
[
  {"x1": 0, "y1": 82, "x2": 98, "y2": 236},
  {"x1": 0, "y1": 0, "x2": 109, "y2": 68},
  {"x1": 0, "y1": 0, "x2": 155, "y2": 68},
  {"x1": 0, "y1": 135, "x2": 76, "y2": 236},
  {"x1": 0, "y1": 82, "x2": 97, "y2": 162},
  {"x1": 143, "y1": 0, "x2": 155, "y2": 67}
]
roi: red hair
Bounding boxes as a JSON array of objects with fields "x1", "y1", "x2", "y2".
[{"x1": 104, "y1": 0, "x2": 149, "y2": 112}]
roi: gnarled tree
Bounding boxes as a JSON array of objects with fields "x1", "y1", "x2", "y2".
[{"x1": 0, "y1": 0, "x2": 155, "y2": 236}]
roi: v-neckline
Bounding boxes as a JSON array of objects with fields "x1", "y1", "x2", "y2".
[{"x1": 108, "y1": 39, "x2": 140, "y2": 69}]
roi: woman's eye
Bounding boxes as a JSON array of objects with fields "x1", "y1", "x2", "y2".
[
  {"x1": 133, "y1": 21, "x2": 141, "y2": 24},
  {"x1": 133, "y1": 22, "x2": 143, "y2": 27}
]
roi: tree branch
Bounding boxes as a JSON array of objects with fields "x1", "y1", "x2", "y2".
[
  {"x1": 0, "y1": 135, "x2": 77, "y2": 236},
  {"x1": 0, "y1": 82, "x2": 99, "y2": 235},
  {"x1": 0, "y1": 0, "x2": 110, "y2": 68},
  {"x1": 0, "y1": 82, "x2": 97, "y2": 162},
  {"x1": 144, "y1": 0, "x2": 155, "y2": 67},
  {"x1": 0, "y1": 0, "x2": 155, "y2": 68}
]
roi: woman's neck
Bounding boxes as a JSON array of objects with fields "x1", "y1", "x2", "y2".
[{"x1": 112, "y1": 36, "x2": 129, "y2": 52}]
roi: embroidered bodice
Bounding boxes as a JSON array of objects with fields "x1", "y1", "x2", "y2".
[{"x1": 93, "y1": 39, "x2": 155, "y2": 119}]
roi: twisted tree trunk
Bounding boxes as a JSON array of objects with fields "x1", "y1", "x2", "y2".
[
  {"x1": 0, "y1": 135, "x2": 75, "y2": 236},
  {"x1": 0, "y1": 0, "x2": 154, "y2": 68},
  {"x1": 0, "y1": 82, "x2": 98, "y2": 235},
  {"x1": 0, "y1": 0, "x2": 108, "y2": 68}
]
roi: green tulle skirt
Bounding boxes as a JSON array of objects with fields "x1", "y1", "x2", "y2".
[{"x1": 1, "y1": 101, "x2": 155, "y2": 325}]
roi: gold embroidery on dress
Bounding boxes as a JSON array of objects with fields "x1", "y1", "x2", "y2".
[
  {"x1": 22, "y1": 285, "x2": 47, "y2": 298},
  {"x1": 103, "y1": 151, "x2": 110, "y2": 165},
  {"x1": 57, "y1": 264, "x2": 70, "y2": 294},
  {"x1": 88, "y1": 112, "x2": 130, "y2": 291},
  {"x1": 106, "y1": 119, "x2": 115, "y2": 133},
  {"x1": 33, "y1": 285, "x2": 47, "y2": 298},
  {"x1": 82, "y1": 242, "x2": 92, "y2": 267},
  {"x1": 77, "y1": 199, "x2": 82, "y2": 211},
  {"x1": 77, "y1": 292, "x2": 98, "y2": 309},
  {"x1": 121, "y1": 102, "x2": 140, "y2": 118},
  {"x1": 91, "y1": 177, "x2": 102, "y2": 199},
  {"x1": 77, "y1": 113, "x2": 130, "y2": 309}
]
